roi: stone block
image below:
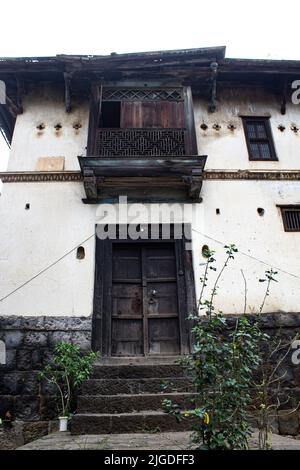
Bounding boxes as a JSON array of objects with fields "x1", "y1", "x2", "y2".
[
  {"x1": 257, "y1": 313, "x2": 278, "y2": 329},
  {"x1": 14, "y1": 395, "x2": 40, "y2": 420},
  {"x1": 23, "y1": 332, "x2": 48, "y2": 348},
  {"x1": 17, "y1": 372, "x2": 40, "y2": 395},
  {"x1": 35, "y1": 157, "x2": 65, "y2": 172},
  {"x1": 0, "y1": 316, "x2": 23, "y2": 330},
  {"x1": 247, "y1": 412, "x2": 279, "y2": 435},
  {"x1": 1, "y1": 331, "x2": 24, "y2": 349},
  {"x1": 0, "y1": 372, "x2": 19, "y2": 394},
  {"x1": 38, "y1": 395, "x2": 59, "y2": 420},
  {"x1": 23, "y1": 421, "x2": 49, "y2": 444},
  {"x1": 278, "y1": 409, "x2": 300, "y2": 435},
  {"x1": 71, "y1": 331, "x2": 91, "y2": 351},
  {"x1": 43, "y1": 316, "x2": 76, "y2": 331},
  {"x1": 41, "y1": 349, "x2": 55, "y2": 366},
  {"x1": 16, "y1": 349, "x2": 44, "y2": 370},
  {"x1": 0, "y1": 395, "x2": 14, "y2": 419},
  {"x1": 0, "y1": 421, "x2": 24, "y2": 450},
  {"x1": 48, "y1": 419, "x2": 59, "y2": 434},
  {"x1": 71, "y1": 414, "x2": 111, "y2": 434},
  {"x1": 274, "y1": 313, "x2": 300, "y2": 328},
  {"x1": 22, "y1": 316, "x2": 45, "y2": 330},
  {"x1": 0, "y1": 349, "x2": 16, "y2": 371},
  {"x1": 292, "y1": 366, "x2": 300, "y2": 387},
  {"x1": 49, "y1": 331, "x2": 73, "y2": 346}
]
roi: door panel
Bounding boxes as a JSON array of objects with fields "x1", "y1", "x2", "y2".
[
  {"x1": 111, "y1": 319, "x2": 143, "y2": 356},
  {"x1": 112, "y1": 245, "x2": 143, "y2": 355},
  {"x1": 148, "y1": 318, "x2": 180, "y2": 354},
  {"x1": 111, "y1": 242, "x2": 180, "y2": 356},
  {"x1": 112, "y1": 284, "x2": 143, "y2": 317},
  {"x1": 147, "y1": 282, "x2": 178, "y2": 316},
  {"x1": 145, "y1": 245, "x2": 177, "y2": 278},
  {"x1": 112, "y1": 245, "x2": 141, "y2": 280}
]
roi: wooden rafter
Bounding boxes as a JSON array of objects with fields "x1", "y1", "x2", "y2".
[{"x1": 64, "y1": 71, "x2": 73, "y2": 113}]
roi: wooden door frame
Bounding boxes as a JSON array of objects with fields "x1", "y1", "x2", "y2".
[{"x1": 91, "y1": 224, "x2": 197, "y2": 356}]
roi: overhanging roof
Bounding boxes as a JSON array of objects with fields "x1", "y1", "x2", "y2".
[{"x1": 1, "y1": 45, "x2": 300, "y2": 139}]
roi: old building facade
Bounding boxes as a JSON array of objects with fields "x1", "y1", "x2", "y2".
[{"x1": 0, "y1": 47, "x2": 300, "y2": 438}]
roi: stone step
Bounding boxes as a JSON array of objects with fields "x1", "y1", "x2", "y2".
[
  {"x1": 71, "y1": 411, "x2": 194, "y2": 435},
  {"x1": 81, "y1": 377, "x2": 194, "y2": 395},
  {"x1": 77, "y1": 392, "x2": 196, "y2": 414},
  {"x1": 96, "y1": 356, "x2": 182, "y2": 366},
  {"x1": 91, "y1": 363, "x2": 188, "y2": 379}
]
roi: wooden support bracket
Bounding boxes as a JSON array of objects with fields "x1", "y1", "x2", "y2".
[
  {"x1": 83, "y1": 168, "x2": 97, "y2": 199},
  {"x1": 209, "y1": 62, "x2": 218, "y2": 113},
  {"x1": 182, "y1": 175, "x2": 203, "y2": 201},
  {"x1": 64, "y1": 72, "x2": 73, "y2": 113},
  {"x1": 281, "y1": 81, "x2": 287, "y2": 115}
]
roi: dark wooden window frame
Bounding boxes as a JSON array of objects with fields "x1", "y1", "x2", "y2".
[
  {"x1": 91, "y1": 224, "x2": 197, "y2": 356},
  {"x1": 277, "y1": 205, "x2": 300, "y2": 232},
  {"x1": 241, "y1": 116, "x2": 277, "y2": 161},
  {"x1": 87, "y1": 84, "x2": 198, "y2": 156}
]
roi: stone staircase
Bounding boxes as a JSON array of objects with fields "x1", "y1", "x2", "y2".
[{"x1": 71, "y1": 358, "x2": 195, "y2": 434}]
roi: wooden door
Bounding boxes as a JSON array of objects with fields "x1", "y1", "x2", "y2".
[{"x1": 111, "y1": 243, "x2": 180, "y2": 356}]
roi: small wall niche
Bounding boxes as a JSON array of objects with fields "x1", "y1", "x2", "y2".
[
  {"x1": 257, "y1": 207, "x2": 265, "y2": 216},
  {"x1": 201, "y1": 244, "x2": 211, "y2": 258},
  {"x1": 76, "y1": 246, "x2": 85, "y2": 260}
]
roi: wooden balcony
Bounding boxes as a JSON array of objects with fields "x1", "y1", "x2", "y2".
[{"x1": 78, "y1": 155, "x2": 207, "y2": 203}]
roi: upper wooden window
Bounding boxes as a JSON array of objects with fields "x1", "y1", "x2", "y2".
[
  {"x1": 87, "y1": 85, "x2": 198, "y2": 156},
  {"x1": 279, "y1": 206, "x2": 300, "y2": 232},
  {"x1": 242, "y1": 117, "x2": 277, "y2": 161}
]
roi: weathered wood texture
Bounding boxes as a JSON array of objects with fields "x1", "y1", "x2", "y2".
[
  {"x1": 79, "y1": 156, "x2": 206, "y2": 203},
  {"x1": 93, "y1": 228, "x2": 194, "y2": 356}
]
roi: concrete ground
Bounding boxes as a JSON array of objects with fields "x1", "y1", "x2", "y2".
[{"x1": 16, "y1": 431, "x2": 300, "y2": 450}]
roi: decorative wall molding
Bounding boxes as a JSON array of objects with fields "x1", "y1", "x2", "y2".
[
  {"x1": 0, "y1": 171, "x2": 82, "y2": 183},
  {"x1": 1, "y1": 169, "x2": 300, "y2": 183},
  {"x1": 203, "y1": 170, "x2": 300, "y2": 181}
]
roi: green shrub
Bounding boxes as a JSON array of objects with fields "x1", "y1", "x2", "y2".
[{"x1": 38, "y1": 342, "x2": 97, "y2": 417}]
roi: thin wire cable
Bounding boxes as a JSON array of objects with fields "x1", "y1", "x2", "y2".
[
  {"x1": 192, "y1": 227, "x2": 300, "y2": 280},
  {"x1": 0, "y1": 234, "x2": 95, "y2": 303},
  {"x1": 1, "y1": 227, "x2": 300, "y2": 304}
]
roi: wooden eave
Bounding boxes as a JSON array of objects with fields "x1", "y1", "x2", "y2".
[
  {"x1": 1, "y1": 46, "x2": 300, "y2": 129},
  {"x1": 78, "y1": 155, "x2": 207, "y2": 203}
]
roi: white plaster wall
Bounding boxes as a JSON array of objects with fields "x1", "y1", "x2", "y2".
[
  {"x1": 8, "y1": 84, "x2": 89, "y2": 172},
  {"x1": 0, "y1": 84, "x2": 299, "y2": 316},
  {"x1": 192, "y1": 180, "x2": 300, "y2": 314},
  {"x1": 194, "y1": 87, "x2": 300, "y2": 170},
  {"x1": 0, "y1": 182, "x2": 96, "y2": 316},
  {"x1": 8, "y1": 84, "x2": 300, "y2": 172},
  {"x1": 0, "y1": 180, "x2": 299, "y2": 316}
]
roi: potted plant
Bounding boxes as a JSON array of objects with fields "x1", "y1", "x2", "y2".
[{"x1": 38, "y1": 342, "x2": 97, "y2": 431}]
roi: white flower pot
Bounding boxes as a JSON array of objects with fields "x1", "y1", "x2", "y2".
[{"x1": 59, "y1": 416, "x2": 68, "y2": 432}]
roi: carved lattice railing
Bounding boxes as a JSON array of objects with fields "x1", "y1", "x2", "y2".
[{"x1": 95, "y1": 129, "x2": 186, "y2": 157}]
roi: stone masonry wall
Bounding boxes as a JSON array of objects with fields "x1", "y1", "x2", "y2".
[
  {"x1": 0, "y1": 313, "x2": 300, "y2": 448},
  {"x1": 0, "y1": 316, "x2": 91, "y2": 448}
]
